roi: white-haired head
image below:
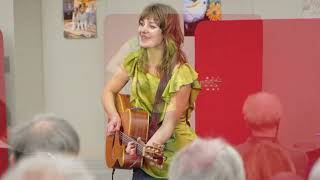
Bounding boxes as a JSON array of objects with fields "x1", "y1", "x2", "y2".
[
  {"x1": 9, "y1": 113, "x2": 80, "y2": 163},
  {"x1": 243, "y1": 92, "x2": 283, "y2": 130},
  {"x1": 169, "y1": 138, "x2": 245, "y2": 180},
  {"x1": 309, "y1": 158, "x2": 320, "y2": 180},
  {"x1": 2, "y1": 153, "x2": 94, "y2": 180}
]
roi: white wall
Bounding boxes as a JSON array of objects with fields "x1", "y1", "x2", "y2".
[
  {"x1": 106, "y1": 0, "x2": 183, "y2": 14},
  {"x1": 222, "y1": 0, "x2": 303, "y2": 18},
  {"x1": 0, "y1": 1, "x2": 14, "y2": 64},
  {"x1": 13, "y1": 0, "x2": 44, "y2": 124},
  {"x1": 252, "y1": 0, "x2": 303, "y2": 19}
]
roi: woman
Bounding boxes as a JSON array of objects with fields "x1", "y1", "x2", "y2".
[{"x1": 103, "y1": 3, "x2": 201, "y2": 180}]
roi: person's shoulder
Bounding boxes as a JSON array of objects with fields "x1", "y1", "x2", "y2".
[
  {"x1": 173, "y1": 63, "x2": 196, "y2": 73},
  {"x1": 284, "y1": 146, "x2": 308, "y2": 158},
  {"x1": 122, "y1": 49, "x2": 142, "y2": 76},
  {"x1": 123, "y1": 49, "x2": 142, "y2": 66},
  {"x1": 235, "y1": 139, "x2": 251, "y2": 156},
  {"x1": 169, "y1": 63, "x2": 200, "y2": 88},
  {"x1": 177, "y1": 62, "x2": 193, "y2": 68}
]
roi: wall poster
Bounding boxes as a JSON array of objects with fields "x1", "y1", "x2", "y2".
[{"x1": 63, "y1": 0, "x2": 97, "y2": 39}]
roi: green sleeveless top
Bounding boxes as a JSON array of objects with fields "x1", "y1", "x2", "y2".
[{"x1": 122, "y1": 50, "x2": 201, "y2": 179}]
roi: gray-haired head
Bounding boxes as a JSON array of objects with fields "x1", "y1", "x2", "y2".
[
  {"x1": 9, "y1": 113, "x2": 80, "y2": 162},
  {"x1": 309, "y1": 158, "x2": 320, "y2": 180},
  {"x1": 169, "y1": 138, "x2": 245, "y2": 180},
  {"x1": 243, "y1": 91, "x2": 283, "y2": 130},
  {"x1": 2, "y1": 153, "x2": 94, "y2": 180}
]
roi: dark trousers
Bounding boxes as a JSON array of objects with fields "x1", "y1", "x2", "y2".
[{"x1": 132, "y1": 168, "x2": 168, "y2": 180}]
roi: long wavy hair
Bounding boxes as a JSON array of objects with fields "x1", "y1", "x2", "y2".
[{"x1": 138, "y1": 3, "x2": 187, "y2": 77}]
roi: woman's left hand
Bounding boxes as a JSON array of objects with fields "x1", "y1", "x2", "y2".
[
  {"x1": 125, "y1": 137, "x2": 145, "y2": 156},
  {"x1": 126, "y1": 141, "x2": 137, "y2": 156}
]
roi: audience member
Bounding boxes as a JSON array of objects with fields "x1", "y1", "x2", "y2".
[
  {"x1": 243, "y1": 141, "x2": 296, "y2": 180},
  {"x1": 237, "y1": 91, "x2": 308, "y2": 177},
  {"x1": 169, "y1": 138, "x2": 245, "y2": 180},
  {"x1": 309, "y1": 158, "x2": 320, "y2": 180},
  {"x1": 2, "y1": 153, "x2": 94, "y2": 180},
  {"x1": 8, "y1": 113, "x2": 80, "y2": 165}
]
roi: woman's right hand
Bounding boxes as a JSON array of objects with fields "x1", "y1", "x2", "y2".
[{"x1": 106, "y1": 114, "x2": 121, "y2": 136}]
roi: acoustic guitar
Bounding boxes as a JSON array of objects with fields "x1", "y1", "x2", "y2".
[{"x1": 105, "y1": 94, "x2": 164, "y2": 169}]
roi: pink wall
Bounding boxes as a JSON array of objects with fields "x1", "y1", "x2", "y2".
[
  {"x1": 263, "y1": 19, "x2": 320, "y2": 149},
  {"x1": 104, "y1": 14, "x2": 138, "y2": 68}
]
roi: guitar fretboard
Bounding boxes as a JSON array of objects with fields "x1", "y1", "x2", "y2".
[{"x1": 119, "y1": 131, "x2": 144, "y2": 156}]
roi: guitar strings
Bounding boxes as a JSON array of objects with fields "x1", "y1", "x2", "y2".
[
  {"x1": 119, "y1": 132, "x2": 144, "y2": 153},
  {"x1": 118, "y1": 131, "x2": 174, "y2": 153},
  {"x1": 119, "y1": 132, "x2": 164, "y2": 166}
]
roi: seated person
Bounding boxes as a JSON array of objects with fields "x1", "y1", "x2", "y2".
[
  {"x1": 237, "y1": 91, "x2": 308, "y2": 177},
  {"x1": 243, "y1": 141, "x2": 296, "y2": 180},
  {"x1": 8, "y1": 113, "x2": 80, "y2": 165},
  {"x1": 2, "y1": 153, "x2": 94, "y2": 180},
  {"x1": 169, "y1": 138, "x2": 245, "y2": 180},
  {"x1": 309, "y1": 158, "x2": 320, "y2": 180}
]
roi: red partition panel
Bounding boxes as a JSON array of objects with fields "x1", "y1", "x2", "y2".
[
  {"x1": 195, "y1": 20, "x2": 263, "y2": 145},
  {"x1": 0, "y1": 31, "x2": 8, "y2": 177}
]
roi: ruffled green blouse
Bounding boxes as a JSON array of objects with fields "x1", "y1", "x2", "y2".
[{"x1": 122, "y1": 50, "x2": 201, "y2": 179}]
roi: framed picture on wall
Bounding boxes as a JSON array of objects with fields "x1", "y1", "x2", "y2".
[
  {"x1": 183, "y1": 0, "x2": 221, "y2": 36},
  {"x1": 63, "y1": 0, "x2": 97, "y2": 39}
]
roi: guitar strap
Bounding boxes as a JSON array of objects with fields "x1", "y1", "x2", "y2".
[{"x1": 148, "y1": 72, "x2": 171, "y2": 139}]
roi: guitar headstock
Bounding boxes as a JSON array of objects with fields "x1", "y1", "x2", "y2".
[{"x1": 143, "y1": 143, "x2": 165, "y2": 168}]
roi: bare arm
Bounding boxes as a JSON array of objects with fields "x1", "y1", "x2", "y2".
[
  {"x1": 102, "y1": 66, "x2": 130, "y2": 134},
  {"x1": 147, "y1": 84, "x2": 192, "y2": 146}
]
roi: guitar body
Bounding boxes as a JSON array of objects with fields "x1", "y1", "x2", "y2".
[{"x1": 106, "y1": 94, "x2": 149, "y2": 169}]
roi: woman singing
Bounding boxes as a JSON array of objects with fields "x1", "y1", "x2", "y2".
[{"x1": 103, "y1": 3, "x2": 201, "y2": 179}]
